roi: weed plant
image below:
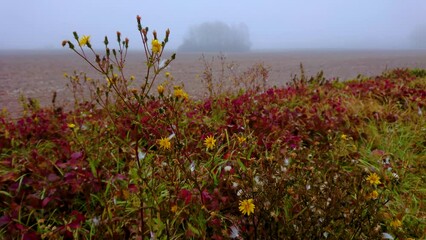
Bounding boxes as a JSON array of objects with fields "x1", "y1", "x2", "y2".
[{"x1": 0, "y1": 16, "x2": 425, "y2": 239}]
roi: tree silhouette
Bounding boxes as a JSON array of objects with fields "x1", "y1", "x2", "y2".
[{"x1": 178, "y1": 21, "x2": 251, "y2": 52}]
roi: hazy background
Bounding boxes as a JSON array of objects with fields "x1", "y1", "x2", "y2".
[{"x1": 1, "y1": 0, "x2": 426, "y2": 50}]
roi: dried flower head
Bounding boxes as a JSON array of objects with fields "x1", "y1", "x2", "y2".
[{"x1": 229, "y1": 225, "x2": 239, "y2": 239}]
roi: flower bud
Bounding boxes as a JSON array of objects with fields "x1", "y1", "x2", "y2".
[
  {"x1": 73, "y1": 31, "x2": 79, "y2": 40},
  {"x1": 141, "y1": 28, "x2": 148, "y2": 39},
  {"x1": 125, "y1": 38, "x2": 129, "y2": 48},
  {"x1": 104, "y1": 36, "x2": 109, "y2": 46},
  {"x1": 136, "y1": 15, "x2": 142, "y2": 31},
  {"x1": 116, "y1": 31, "x2": 121, "y2": 43},
  {"x1": 67, "y1": 41, "x2": 75, "y2": 50},
  {"x1": 153, "y1": 30, "x2": 157, "y2": 40},
  {"x1": 165, "y1": 29, "x2": 170, "y2": 43},
  {"x1": 157, "y1": 85, "x2": 165, "y2": 95}
]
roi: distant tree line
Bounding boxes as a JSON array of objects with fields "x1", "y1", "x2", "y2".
[{"x1": 178, "y1": 21, "x2": 251, "y2": 52}]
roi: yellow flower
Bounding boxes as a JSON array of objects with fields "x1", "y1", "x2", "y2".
[
  {"x1": 151, "y1": 39, "x2": 162, "y2": 54},
  {"x1": 237, "y1": 136, "x2": 247, "y2": 144},
  {"x1": 341, "y1": 134, "x2": 348, "y2": 140},
  {"x1": 239, "y1": 199, "x2": 255, "y2": 216},
  {"x1": 173, "y1": 88, "x2": 188, "y2": 100},
  {"x1": 204, "y1": 135, "x2": 216, "y2": 150},
  {"x1": 366, "y1": 173, "x2": 381, "y2": 186},
  {"x1": 171, "y1": 205, "x2": 178, "y2": 213},
  {"x1": 368, "y1": 190, "x2": 379, "y2": 200},
  {"x1": 79, "y1": 35, "x2": 90, "y2": 46},
  {"x1": 157, "y1": 85, "x2": 165, "y2": 95},
  {"x1": 158, "y1": 137, "x2": 171, "y2": 150},
  {"x1": 390, "y1": 219, "x2": 402, "y2": 228},
  {"x1": 67, "y1": 123, "x2": 76, "y2": 129},
  {"x1": 165, "y1": 72, "x2": 171, "y2": 78}
]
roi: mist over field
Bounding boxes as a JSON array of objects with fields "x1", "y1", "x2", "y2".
[
  {"x1": 178, "y1": 22, "x2": 251, "y2": 52},
  {"x1": 1, "y1": 1, "x2": 426, "y2": 51}
]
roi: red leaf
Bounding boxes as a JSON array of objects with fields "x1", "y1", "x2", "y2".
[
  {"x1": 201, "y1": 189, "x2": 212, "y2": 203},
  {"x1": 0, "y1": 215, "x2": 11, "y2": 227},
  {"x1": 67, "y1": 211, "x2": 85, "y2": 229},
  {"x1": 179, "y1": 189, "x2": 192, "y2": 205},
  {"x1": 71, "y1": 151, "x2": 83, "y2": 160},
  {"x1": 42, "y1": 197, "x2": 51, "y2": 208},
  {"x1": 23, "y1": 232, "x2": 40, "y2": 240},
  {"x1": 47, "y1": 173, "x2": 60, "y2": 182}
]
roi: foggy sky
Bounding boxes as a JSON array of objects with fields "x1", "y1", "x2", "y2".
[{"x1": 1, "y1": 0, "x2": 426, "y2": 50}]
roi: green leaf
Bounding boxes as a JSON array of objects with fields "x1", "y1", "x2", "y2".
[
  {"x1": 187, "y1": 222, "x2": 201, "y2": 236},
  {"x1": 237, "y1": 159, "x2": 247, "y2": 172}
]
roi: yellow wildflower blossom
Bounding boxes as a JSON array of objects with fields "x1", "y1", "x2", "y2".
[
  {"x1": 239, "y1": 199, "x2": 255, "y2": 216},
  {"x1": 158, "y1": 137, "x2": 171, "y2": 150},
  {"x1": 173, "y1": 88, "x2": 188, "y2": 100},
  {"x1": 368, "y1": 190, "x2": 379, "y2": 200},
  {"x1": 151, "y1": 39, "x2": 162, "y2": 54},
  {"x1": 204, "y1": 135, "x2": 216, "y2": 150},
  {"x1": 341, "y1": 134, "x2": 348, "y2": 140},
  {"x1": 157, "y1": 85, "x2": 165, "y2": 95},
  {"x1": 171, "y1": 205, "x2": 178, "y2": 213},
  {"x1": 237, "y1": 136, "x2": 247, "y2": 144},
  {"x1": 390, "y1": 219, "x2": 402, "y2": 228},
  {"x1": 366, "y1": 173, "x2": 381, "y2": 186},
  {"x1": 67, "y1": 123, "x2": 76, "y2": 129},
  {"x1": 79, "y1": 35, "x2": 90, "y2": 46}
]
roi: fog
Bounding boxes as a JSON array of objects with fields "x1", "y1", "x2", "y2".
[
  {"x1": 178, "y1": 22, "x2": 251, "y2": 52},
  {"x1": 1, "y1": 0, "x2": 426, "y2": 51}
]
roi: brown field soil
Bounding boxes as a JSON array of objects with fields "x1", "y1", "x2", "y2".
[{"x1": 1, "y1": 49, "x2": 426, "y2": 117}]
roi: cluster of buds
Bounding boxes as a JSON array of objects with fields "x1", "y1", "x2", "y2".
[
  {"x1": 62, "y1": 14, "x2": 178, "y2": 106},
  {"x1": 136, "y1": 15, "x2": 170, "y2": 56}
]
